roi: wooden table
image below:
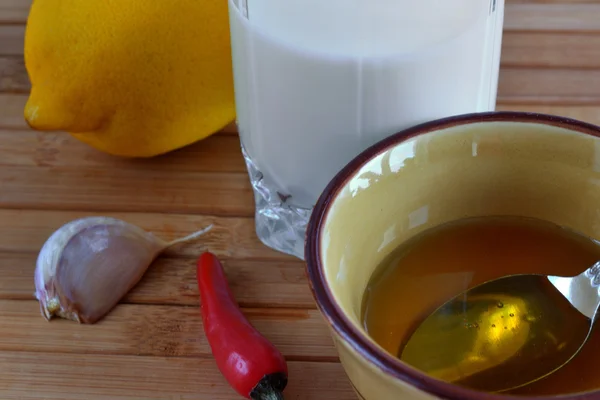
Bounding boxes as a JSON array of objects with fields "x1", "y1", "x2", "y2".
[{"x1": 1, "y1": 1, "x2": 599, "y2": 398}]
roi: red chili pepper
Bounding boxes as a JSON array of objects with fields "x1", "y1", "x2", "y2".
[{"x1": 197, "y1": 251, "x2": 288, "y2": 400}]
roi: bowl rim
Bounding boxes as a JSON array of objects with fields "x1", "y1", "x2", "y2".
[{"x1": 304, "y1": 111, "x2": 600, "y2": 400}]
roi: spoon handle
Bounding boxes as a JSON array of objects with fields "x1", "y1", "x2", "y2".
[{"x1": 548, "y1": 262, "x2": 600, "y2": 321}]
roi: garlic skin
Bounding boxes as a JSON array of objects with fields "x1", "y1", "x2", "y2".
[{"x1": 34, "y1": 217, "x2": 211, "y2": 324}]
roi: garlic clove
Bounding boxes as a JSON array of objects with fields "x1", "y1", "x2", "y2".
[{"x1": 34, "y1": 217, "x2": 211, "y2": 324}]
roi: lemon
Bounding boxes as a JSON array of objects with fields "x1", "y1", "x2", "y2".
[{"x1": 24, "y1": 0, "x2": 235, "y2": 157}]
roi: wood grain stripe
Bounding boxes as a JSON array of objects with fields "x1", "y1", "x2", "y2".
[
  {"x1": 2, "y1": 0, "x2": 600, "y2": 31},
  {"x1": 4, "y1": 27, "x2": 600, "y2": 71},
  {"x1": 501, "y1": 32, "x2": 600, "y2": 69},
  {"x1": 0, "y1": 252, "x2": 313, "y2": 308},
  {"x1": 0, "y1": 300, "x2": 333, "y2": 360},
  {"x1": 0, "y1": 55, "x2": 27, "y2": 92},
  {"x1": 0, "y1": 25, "x2": 23, "y2": 55},
  {"x1": 0, "y1": 0, "x2": 29, "y2": 24},
  {"x1": 504, "y1": 4, "x2": 600, "y2": 32},
  {"x1": 497, "y1": 68, "x2": 600, "y2": 101},
  {"x1": 3, "y1": 92, "x2": 600, "y2": 132},
  {"x1": 0, "y1": 129, "x2": 247, "y2": 172},
  {"x1": 4, "y1": 56, "x2": 600, "y2": 105},
  {"x1": 0, "y1": 351, "x2": 355, "y2": 399},
  {"x1": 0, "y1": 165, "x2": 254, "y2": 216},
  {"x1": 0, "y1": 209, "x2": 291, "y2": 261}
]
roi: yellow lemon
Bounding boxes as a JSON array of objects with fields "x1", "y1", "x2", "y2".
[{"x1": 24, "y1": 0, "x2": 235, "y2": 157}]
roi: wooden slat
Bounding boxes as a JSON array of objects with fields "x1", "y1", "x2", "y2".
[
  {"x1": 3, "y1": 24, "x2": 600, "y2": 69},
  {"x1": 2, "y1": 100, "x2": 599, "y2": 138},
  {"x1": 0, "y1": 165, "x2": 254, "y2": 216},
  {"x1": 0, "y1": 130, "x2": 247, "y2": 172},
  {"x1": 497, "y1": 68, "x2": 600, "y2": 104},
  {"x1": 0, "y1": 253, "x2": 313, "y2": 308},
  {"x1": 508, "y1": 0, "x2": 599, "y2": 3},
  {"x1": 0, "y1": 300, "x2": 333, "y2": 360},
  {"x1": 0, "y1": 0, "x2": 29, "y2": 24},
  {"x1": 1, "y1": 103, "x2": 599, "y2": 160},
  {"x1": 501, "y1": 32, "x2": 600, "y2": 69},
  {"x1": 2, "y1": 0, "x2": 599, "y2": 30},
  {"x1": 0, "y1": 209, "x2": 292, "y2": 261},
  {"x1": 0, "y1": 55, "x2": 27, "y2": 93},
  {"x1": 0, "y1": 93, "x2": 238, "y2": 134},
  {"x1": 0, "y1": 25, "x2": 24, "y2": 56},
  {"x1": 0, "y1": 93, "x2": 26, "y2": 129},
  {"x1": 0, "y1": 351, "x2": 354, "y2": 399},
  {"x1": 5, "y1": 55, "x2": 600, "y2": 103},
  {"x1": 4, "y1": 83, "x2": 597, "y2": 217},
  {"x1": 504, "y1": 4, "x2": 600, "y2": 32},
  {"x1": 220, "y1": 120, "x2": 238, "y2": 133},
  {"x1": 496, "y1": 104, "x2": 600, "y2": 122},
  {"x1": 0, "y1": 101, "x2": 248, "y2": 216}
]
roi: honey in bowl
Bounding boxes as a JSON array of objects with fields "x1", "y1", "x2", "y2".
[{"x1": 361, "y1": 216, "x2": 600, "y2": 396}]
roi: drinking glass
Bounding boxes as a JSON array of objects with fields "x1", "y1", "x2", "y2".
[{"x1": 228, "y1": 0, "x2": 505, "y2": 259}]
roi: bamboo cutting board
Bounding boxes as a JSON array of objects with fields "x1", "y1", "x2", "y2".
[{"x1": 1, "y1": 0, "x2": 600, "y2": 398}]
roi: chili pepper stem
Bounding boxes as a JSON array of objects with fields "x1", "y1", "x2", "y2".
[
  {"x1": 250, "y1": 372, "x2": 287, "y2": 400},
  {"x1": 251, "y1": 390, "x2": 284, "y2": 400}
]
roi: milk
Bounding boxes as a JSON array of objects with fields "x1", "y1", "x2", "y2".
[{"x1": 228, "y1": 0, "x2": 504, "y2": 256}]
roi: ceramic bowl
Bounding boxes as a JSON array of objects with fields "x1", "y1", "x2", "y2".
[{"x1": 304, "y1": 112, "x2": 600, "y2": 400}]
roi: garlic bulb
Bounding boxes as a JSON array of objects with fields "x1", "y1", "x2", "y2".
[{"x1": 34, "y1": 216, "x2": 212, "y2": 324}]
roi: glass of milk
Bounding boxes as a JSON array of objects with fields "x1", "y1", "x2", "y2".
[{"x1": 228, "y1": 0, "x2": 505, "y2": 259}]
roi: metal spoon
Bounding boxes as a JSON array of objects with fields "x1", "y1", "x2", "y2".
[{"x1": 399, "y1": 262, "x2": 600, "y2": 393}]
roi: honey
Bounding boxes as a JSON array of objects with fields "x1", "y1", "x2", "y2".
[{"x1": 362, "y1": 216, "x2": 600, "y2": 395}]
